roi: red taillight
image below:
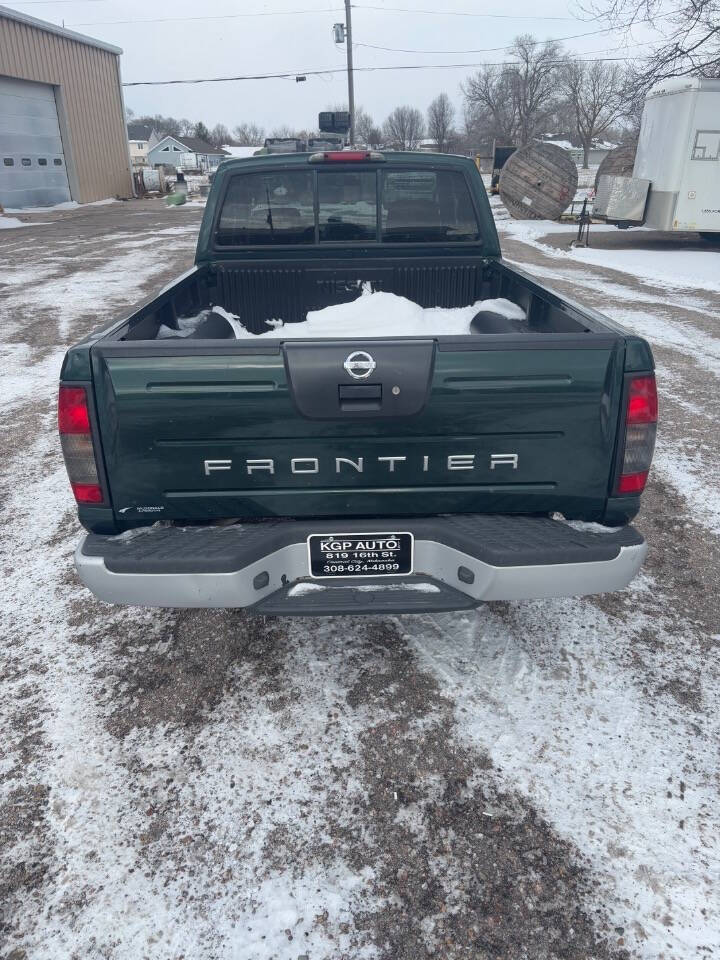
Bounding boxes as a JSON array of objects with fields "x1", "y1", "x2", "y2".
[
  {"x1": 58, "y1": 386, "x2": 91, "y2": 433},
  {"x1": 71, "y1": 481, "x2": 104, "y2": 503},
  {"x1": 616, "y1": 374, "x2": 657, "y2": 496},
  {"x1": 58, "y1": 384, "x2": 105, "y2": 506},
  {"x1": 617, "y1": 470, "x2": 649, "y2": 494},
  {"x1": 626, "y1": 375, "x2": 658, "y2": 424}
]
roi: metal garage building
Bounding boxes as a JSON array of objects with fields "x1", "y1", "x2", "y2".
[{"x1": 0, "y1": 4, "x2": 133, "y2": 208}]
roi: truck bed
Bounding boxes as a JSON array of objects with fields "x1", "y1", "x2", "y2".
[
  {"x1": 73, "y1": 254, "x2": 646, "y2": 534},
  {"x1": 114, "y1": 256, "x2": 599, "y2": 341}
]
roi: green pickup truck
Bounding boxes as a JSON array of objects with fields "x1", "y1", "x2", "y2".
[{"x1": 59, "y1": 150, "x2": 657, "y2": 615}]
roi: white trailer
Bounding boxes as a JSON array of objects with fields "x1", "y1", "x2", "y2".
[{"x1": 594, "y1": 77, "x2": 720, "y2": 238}]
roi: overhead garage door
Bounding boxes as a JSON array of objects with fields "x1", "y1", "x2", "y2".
[{"x1": 0, "y1": 75, "x2": 72, "y2": 209}]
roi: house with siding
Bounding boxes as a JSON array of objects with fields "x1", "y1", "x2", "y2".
[
  {"x1": 127, "y1": 122, "x2": 158, "y2": 168},
  {"x1": 147, "y1": 135, "x2": 229, "y2": 171}
]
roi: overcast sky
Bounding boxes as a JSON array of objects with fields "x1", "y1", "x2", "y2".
[{"x1": 13, "y1": 0, "x2": 667, "y2": 133}]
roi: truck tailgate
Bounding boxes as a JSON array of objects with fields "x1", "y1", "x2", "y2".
[{"x1": 90, "y1": 336, "x2": 625, "y2": 522}]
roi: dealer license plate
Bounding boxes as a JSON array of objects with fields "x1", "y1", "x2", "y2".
[{"x1": 307, "y1": 532, "x2": 413, "y2": 579}]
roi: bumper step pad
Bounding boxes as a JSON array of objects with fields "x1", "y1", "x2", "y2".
[
  {"x1": 255, "y1": 578, "x2": 476, "y2": 616},
  {"x1": 77, "y1": 515, "x2": 646, "y2": 611}
]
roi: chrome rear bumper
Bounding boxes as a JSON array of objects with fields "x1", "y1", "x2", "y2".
[{"x1": 75, "y1": 515, "x2": 647, "y2": 614}]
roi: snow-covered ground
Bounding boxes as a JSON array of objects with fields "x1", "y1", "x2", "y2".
[
  {"x1": 0, "y1": 215, "x2": 33, "y2": 229},
  {"x1": 1, "y1": 200, "x2": 719, "y2": 960},
  {"x1": 2, "y1": 198, "x2": 117, "y2": 215},
  {"x1": 500, "y1": 217, "x2": 720, "y2": 292}
]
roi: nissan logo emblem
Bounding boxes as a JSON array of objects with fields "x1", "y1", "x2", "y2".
[{"x1": 343, "y1": 351, "x2": 376, "y2": 380}]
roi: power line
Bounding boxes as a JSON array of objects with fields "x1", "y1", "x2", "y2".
[
  {"x1": 8, "y1": 0, "x2": 594, "y2": 17},
  {"x1": 67, "y1": 3, "x2": 676, "y2": 38},
  {"x1": 68, "y1": 6, "x2": 342, "y2": 26},
  {"x1": 15, "y1": 0, "x2": 335, "y2": 4},
  {"x1": 122, "y1": 54, "x2": 649, "y2": 87},
  {"x1": 10, "y1": 0, "x2": 111, "y2": 4},
  {"x1": 353, "y1": 4, "x2": 578, "y2": 19},
  {"x1": 353, "y1": 13, "x2": 677, "y2": 56}
]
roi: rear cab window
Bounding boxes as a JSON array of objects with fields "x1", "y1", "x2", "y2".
[
  {"x1": 318, "y1": 170, "x2": 377, "y2": 242},
  {"x1": 381, "y1": 170, "x2": 480, "y2": 242},
  {"x1": 214, "y1": 162, "x2": 481, "y2": 246},
  {"x1": 216, "y1": 170, "x2": 315, "y2": 245}
]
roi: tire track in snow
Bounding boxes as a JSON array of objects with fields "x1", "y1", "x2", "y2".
[
  {"x1": 0, "y1": 416, "x2": 625, "y2": 958},
  {"x1": 407, "y1": 597, "x2": 720, "y2": 960},
  {"x1": 0, "y1": 214, "x2": 201, "y2": 444}
]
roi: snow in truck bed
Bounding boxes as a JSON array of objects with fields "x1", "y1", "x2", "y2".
[{"x1": 157, "y1": 289, "x2": 526, "y2": 339}]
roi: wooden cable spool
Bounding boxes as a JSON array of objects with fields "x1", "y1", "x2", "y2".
[
  {"x1": 499, "y1": 142, "x2": 578, "y2": 221},
  {"x1": 594, "y1": 139, "x2": 639, "y2": 191}
]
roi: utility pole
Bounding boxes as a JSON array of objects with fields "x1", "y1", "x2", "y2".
[{"x1": 345, "y1": 0, "x2": 355, "y2": 145}]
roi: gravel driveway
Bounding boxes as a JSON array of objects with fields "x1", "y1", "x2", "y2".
[{"x1": 1, "y1": 200, "x2": 718, "y2": 960}]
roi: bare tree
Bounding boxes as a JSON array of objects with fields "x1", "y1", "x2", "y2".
[
  {"x1": 383, "y1": 106, "x2": 425, "y2": 150},
  {"x1": 463, "y1": 69, "x2": 519, "y2": 144},
  {"x1": 269, "y1": 124, "x2": 297, "y2": 138},
  {"x1": 135, "y1": 114, "x2": 184, "y2": 138},
  {"x1": 463, "y1": 35, "x2": 564, "y2": 145},
  {"x1": 209, "y1": 123, "x2": 232, "y2": 148},
  {"x1": 233, "y1": 122, "x2": 265, "y2": 145},
  {"x1": 365, "y1": 125, "x2": 383, "y2": 148},
  {"x1": 178, "y1": 118, "x2": 195, "y2": 136},
  {"x1": 427, "y1": 93, "x2": 456, "y2": 152},
  {"x1": 353, "y1": 107, "x2": 376, "y2": 145},
  {"x1": 585, "y1": 0, "x2": 720, "y2": 85},
  {"x1": 562, "y1": 60, "x2": 627, "y2": 167}
]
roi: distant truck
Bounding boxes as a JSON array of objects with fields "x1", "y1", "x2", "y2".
[
  {"x1": 594, "y1": 77, "x2": 720, "y2": 240},
  {"x1": 262, "y1": 137, "x2": 308, "y2": 154}
]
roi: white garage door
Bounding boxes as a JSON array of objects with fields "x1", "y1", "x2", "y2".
[{"x1": 0, "y1": 76, "x2": 72, "y2": 209}]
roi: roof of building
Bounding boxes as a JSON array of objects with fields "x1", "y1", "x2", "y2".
[
  {"x1": 151, "y1": 135, "x2": 230, "y2": 156},
  {"x1": 178, "y1": 137, "x2": 230, "y2": 155},
  {"x1": 127, "y1": 123, "x2": 156, "y2": 142},
  {"x1": 0, "y1": 3, "x2": 122, "y2": 54}
]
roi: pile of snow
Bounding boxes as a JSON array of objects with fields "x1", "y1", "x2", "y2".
[
  {"x1": 158, "y1": 290, "x2": 526, "y2": 340},
  {"x1": 570, "y1": 246, "x2": 720, "y2": 293},
  {"x1": 543, "y1": 139, "x2": 575, "y2": 151},
  {"x1": 2, "y1": 198, "x2": 116, "y2": 214},
  {"x1": 0, "y1": 215, "x2": 26, "y2": 229},
  {"x1": 502, "y1": 221, "x2": 720, "y2": 294}
]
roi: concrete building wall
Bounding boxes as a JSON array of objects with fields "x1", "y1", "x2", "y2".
[{"x1": 0, "y1": 5, "x2": 133, "y2": 203}]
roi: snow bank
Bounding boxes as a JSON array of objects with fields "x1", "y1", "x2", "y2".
[
  {"x1": 3, "y1": 198, "x2": 117, "y2": 214},
  {"x1": 500, "y1": 219, "x2": 617, "y2": 242},
  {"x1": 499, "y1": 220, "x2": 720, "y2": 294},
  {"x1": 161, "y1": 290, "x2": 526, "y2": 340},
  {"x1": 0, "y1": 215, "x2": 26, "y2": 229},
  {"x1": 570, "y1": 245, "x2": 720, "y2": 294}
]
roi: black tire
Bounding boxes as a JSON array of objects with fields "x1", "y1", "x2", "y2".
[{"x1": 470, "y1": 310, "x2": 527, "y2": 334}]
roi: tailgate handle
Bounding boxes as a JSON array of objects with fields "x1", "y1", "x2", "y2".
[{"x1": 338, "y1": 383, "x2": 382, "y2": 410}]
